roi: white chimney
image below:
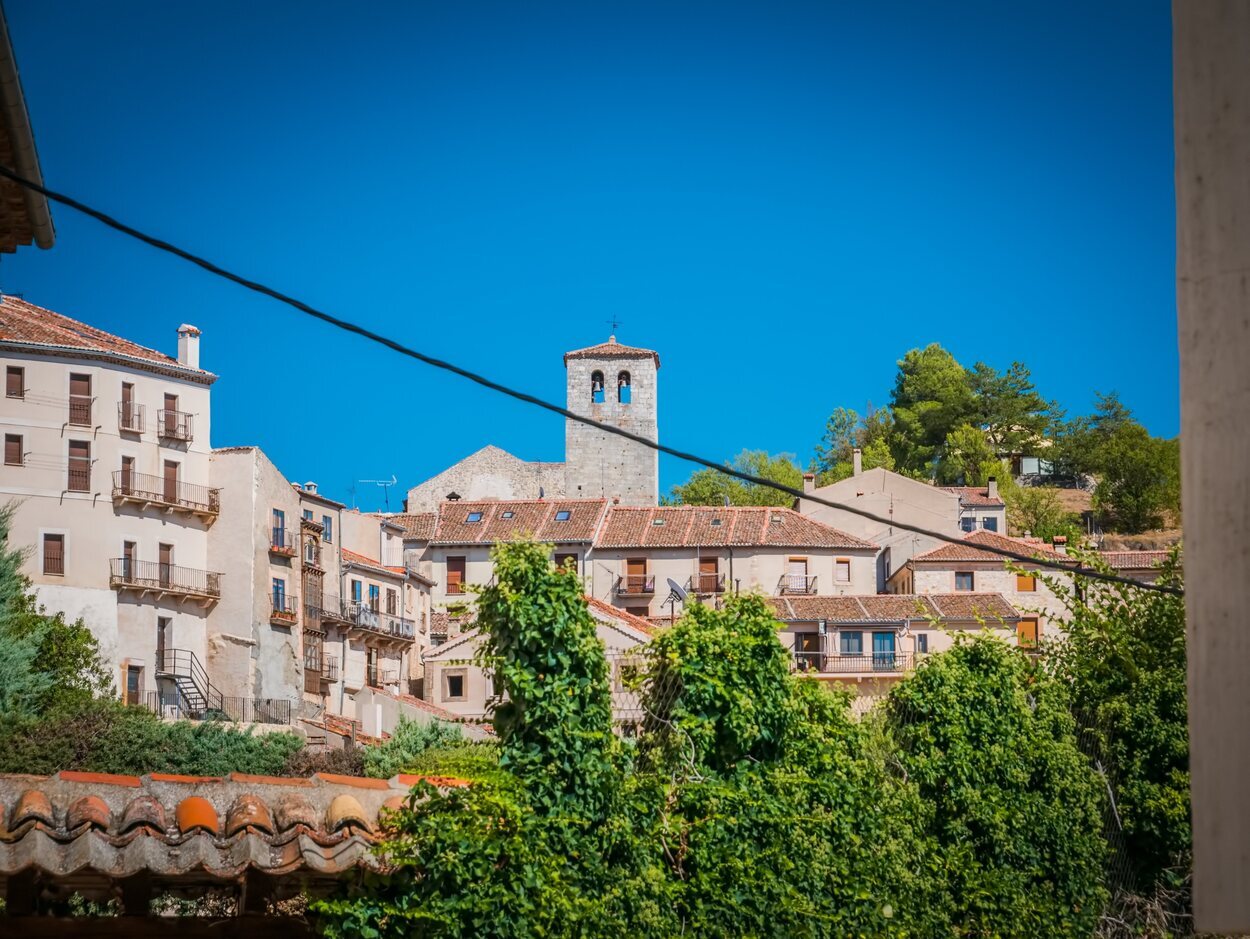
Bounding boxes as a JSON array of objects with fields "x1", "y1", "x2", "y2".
[
  {"x1": 987, "y1": 476, "x2": 998, "y2": 500},
  {"x1": 304, "y1": 481, "x2": 318, "y2": 495},
  {"x1": 802, "y1": 472, "x2": 815, "y2": 495},
  {"x1": 177, "y1": 324, "x2": 201, "y2": 369},
  {"x1": 852, "y1": 448, "x2": 863, "y2": 476}
]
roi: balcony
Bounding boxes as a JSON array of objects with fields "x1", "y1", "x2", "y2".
[
  {"x1": 68, "y1": 394, "x2": 92, "y2": 427},
  {"x1": 302, "y1": 542, "x2": 324, "y2": 569},
  {"x1": 687, "y1": 572, "x2": 726, "y2": 595},
  {"x1": 321, "y1": 654, "x2": 340, "y2": 682},
  {"x1": 270, "y1": 593, "x2": 299, "y2": 626},
  {"x1": 112, "y1": 470, "x2": 221, "y2": 522},
  {"x1": 118, "y1": 401, "x2": 145, "y2": 434},
  {"x1": 793, "y1": 651, "x2": 916, "y2": 675},
  {"x1": 269, "y1": 528, "x2": 297, "y2": 557},
  {"x1": 777, "y1": 574, "x2": 818, "y2": 595},
  {"x1": 615, "y1": 574, "x2": 656, "y2": 596},
  {"x1": 109, "y1": 558, "x2": 221, "y2": 604},
  {"x1": 158, "y1": 409, "x2": 194, "y2": 442},
  {"x1": 344, "y1": 601, "x2": 416, "y2": 641}
]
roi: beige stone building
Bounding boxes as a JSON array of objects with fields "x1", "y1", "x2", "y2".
[{"x1": 1, "y1": 297, "x2": 219, "y2": 706}]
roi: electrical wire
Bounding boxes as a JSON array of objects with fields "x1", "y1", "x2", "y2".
[{"x1": 0, "y1": 164, "x2": 1182, "y2": 596}]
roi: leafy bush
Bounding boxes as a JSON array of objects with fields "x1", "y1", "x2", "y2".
[
  {"x1": 403, "y1": 742, "x2": 506, "y2": 786},
  {"x1": 363, "y1": 717, "x2": 462, "y2": 778}
]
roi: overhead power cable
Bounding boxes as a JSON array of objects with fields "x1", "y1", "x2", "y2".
[{"x1": 0, "y1": 164, "x2": 1182, "y2": 596}]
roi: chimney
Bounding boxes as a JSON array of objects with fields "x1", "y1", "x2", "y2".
[
  {"x1": 802, "y1": 472, "x2": 815, "y2": 495},
  {"x1": 987, "y1": 476, "x2": 998, "y2": 500},
  {"x1": 852, "y1": 448, "x2": 863, "y2": 476},
  {"x1": 304, "y1": 481, "x2": 318, "y2": 495},
  {"x1": 177, "y1": 324, "x2": 201, "y2": 369}
]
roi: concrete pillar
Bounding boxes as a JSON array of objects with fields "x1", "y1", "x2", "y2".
[{"x1": 1174, "y1": 1, "x2": 1250, "y2": 929}]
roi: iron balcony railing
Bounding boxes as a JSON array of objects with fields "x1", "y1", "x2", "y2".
[
  {"x1": 118, "y1": 401, "x2": 146, "y2": 433},
  {"x1": 112, "y1": 470, "x2": 221, "y2": 515},
  {"x1": 793, "y1": 651, "x2": 916, "y2": 674},
  {"x1": 687, "y1": 572, "x2": 726, "y2": 594},
  {"x1": 68, "y1": 394, "x2": 92, "y2": 426},
  {"x1": 271, "y1": 593, "x2": 299, "y2": 622},
  {"x1": 158, "y1": 409, "x2": 194, "y2": 441},
  {"x1": 777, "y1": 574, "x2": 818, "y2": 595},
  {"x1": 270, "y1": 527, "x2": 298, "y2": 556},
  {"x1": 140, "y1": 690, "x2": 293, "y2": 725},
  {"x1": 615, "y1": 574, "x2": 656, "y2": 596},
  {"x1": 109, "y1": 558, "x2": 222, "y2": 599},
  {"x1": 322, "y1": 654, "x2": 340, "y2": 681},
  {"x1": 345, "y1": 600, "x2": 415, "y2": 639},
  {"x1": 302, "y1": 542, "x2": 323, "y2": 568}
]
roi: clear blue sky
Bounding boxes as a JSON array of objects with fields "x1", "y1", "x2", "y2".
[{"x1": 2, "y1": 1, "x2": 1176, "y2": 511}]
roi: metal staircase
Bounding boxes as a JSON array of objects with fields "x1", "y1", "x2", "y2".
[{"x1": 156, "y1": 649, "x2": 224, "y2": 719}]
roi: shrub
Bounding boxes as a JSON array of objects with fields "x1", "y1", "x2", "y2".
[{"x1": 363, "y1": 717, "x2": 462, "y2": 778}]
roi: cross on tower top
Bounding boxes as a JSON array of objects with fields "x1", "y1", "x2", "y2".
[{"x1": 606, "y1": 315, "x2": 622, "y2": 334}]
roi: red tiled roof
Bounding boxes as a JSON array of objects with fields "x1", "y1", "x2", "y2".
[
  {"x1": 911, "y1": 529, "x2": 1072, "y2": 564},
  {"x1": 383, "y1": 512, "x2": 437, "y2": 541},
  {"x1": 433, "y1": 499, "x2": 609, "y2": 545},
  {"x1": 771, "y1": 592, "x2": 1019, "y2": 623},
  {"x1": 0, "y1": 771, "x2": 466, "y2": 892},
  {"x1": 341, "y1": 548, "x2": 404, "y2": 580},
  {"x1": 563, "y1": 336, "x2": 660, "y2": 367},
  {"x1": 595, "y1": 506, "x2": 877, "y2": 550},
  {"x1": 586, "y1": 595, "x2": 656, "y2": 637},
  {"x1": 1098, "y1": 550, "x2": 1173, "y2": 571},
  {"x1": 939, "y1": 485, "x2": 1006, "y2": 507},
  {"x1": 0, "y1": 295, "x2": 215, "y2": 382}
]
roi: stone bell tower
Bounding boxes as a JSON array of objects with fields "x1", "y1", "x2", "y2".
[{"x1": 563, "y1": 336, "x2": 659, "y2": 506}]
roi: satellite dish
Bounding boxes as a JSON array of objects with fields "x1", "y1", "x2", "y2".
[{"x1": 667, "y1": 578, "x2": 688, "y2": 603}]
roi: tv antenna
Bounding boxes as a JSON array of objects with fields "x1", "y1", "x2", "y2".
[
  {"x1": 663, "y1": 577, "x2": 688, "y2": 626},
  {"x1": 606, "y1": 315, "x2": 622, "y2": 334},
  {"x1": 358, "y1": 475, "x2": 398, "y2": 511}
]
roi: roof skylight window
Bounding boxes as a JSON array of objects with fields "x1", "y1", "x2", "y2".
[
  {"x1": 501, "y1": 511, "x2": 515, "y2": 519},
  {"x1": 555, "y1": 510, "x2": 572, "y2": 522},
  {"x1": 652, "y1": 518, "x2": 665, "y2": 526},
  {"x1": 466, "y1": 512, "x2": 483, "y2": 523}
]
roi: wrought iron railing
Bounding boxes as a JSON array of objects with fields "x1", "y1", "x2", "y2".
[
  {"x1": 777, "y1": 574, "x2": 818, "y2": 595},
  {"x1": 271, "y1": 593, "x2": 299, "y2": 622},
  {"x1": 344, "y1": 600, "x2": 415, "y2": 639},
  {"x1": 109, "y1": 558, "x2": 222, "y2": 598},
  {"x1": 68, "y1": 394, "x2": 92, "y2": 426},
  {"x1": 118, "y1": 401, "x2": 145, "y2": 433},
  {"x1": 112, "y1": 470, "x2": 221, "y2": 514},
  {"x1": 792, "y1": 651, "x2": 915, "y2": 674},
  {"x1": 687, "y1": 572, "x2": 726, "y2": 594},
  {"x1": 615, "y1": 574, "x2": 656, "y2": 596},
  {"x1": 158, "y1": 409, "x2": 194, "y2": 441},
  {"x1": 140, "y1": 689, "x2": 292, "y2": 725},
  {"x1": 270, "y1": 527, "x2": 297, "y2": 555},
  {"x1": 322, "y1": 654, "x2": 340, "y2": 681}
]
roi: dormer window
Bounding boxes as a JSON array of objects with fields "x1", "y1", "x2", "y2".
[
  {"x1": 555, "y1": 510, "x2": 571, "y2": 522},
  {"x1": 591, "y1": 371, "x2": 605, "y2": 404},
  {"x1": 618, "y1": 371, "x2": 631, "y2": 404},
  {"x1": 466, "y1": 511, "x2": 483, "y2": 523}
]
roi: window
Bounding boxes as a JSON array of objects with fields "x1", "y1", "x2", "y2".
[
  {"x1": 120, "y1": 382, "x2": 139, "y2": 431},
  {"x1": 960, "y1": 516, "x2": 975, "y2": 532},
  {"x1": 840, "y1": 631, "x2": 863, "y2": 655},
  {"x1": 272, "y1": 508, "x2": 286, "y2": 547},
  {"x1": 42, "y1": 534, "x2": 65, "y2": 575},
  {"x1": 368, "y1": 584, "x2": 381, "y2": 612},
  {"x1": 955, "y1": 571, "x2": 975, "y2": 591},
  {"x1": 367, "y1": 648, "x2": 380, "y2": 688},
  {"x1": 1017, "y1": 617, "x2": 1040, "y2": 648},
  {"x1": 916, "y1": 633, "x2": 929, "y2": 654},
  {"x1": 322, "y1": 515, "x2": 333, "y2": 542},
  {"x1": 834, "y1": 558, "x2": 851, "y2": 584},
  {"x1": 500, "y1": 511, "x2": 514, "y2": 519},
  {"x1": 554, "y1": 553, "x2": 578, "y2": 571},
  {"x1": 67, "y1": 440, "x2": 90, "y2": 491},
  {"x1": 5, "y1": 365, "x2": 23, "y2": 398},
  {"x1": 304, "y1": 539, "x2": 316, "y2": 564},
  {"x1": 794, "y1": 632, "x2": 821, "y2": 671},
  {"x1": 303, "y1": 509, "x2": 314, "y2": 521},
  {"x1": 590, "y1": 370, "x2": 605, "y2": 404},
  {"x1": 617, "y1": 371, "x2": 631, "y2": 404},
  {"x1": 4, "y1": 434, "x2": 22, "y2": 466},
  {"x1": 350, "y1": 579, "x2": 362, "y2": 603},
  {"x1": 443, "y1": 669, "x2": 467, "y2": 701},
  {"x1": 466, "y1": 511, "x2": 483, "y2": 523},
  {"x1": 162, "y1": 460, "x2": 179, "y2": 503},
  {"x1": 125, "y1": 665, "x2": 143, "y2": 706},
  {"x1": 1016, "y1": 573, "x2": 1037, "y2": 592},
  {"x1": 386, "y1": 588, "x2": 397, "y2": 615},
  {"x1": 67, "y1": 373, "x2": 92, "y2": 426},
  {"x1": 272, "y1": 577, "x2": 287, "y2": 606},
  {"x1": 982, "y1": 516, "x2": 999, "y2": 532},
  {"x1": 554, "y1": 510, "x2": 571, "y2": 522},
  {"x1": 120, "y1": 455, "x2": 135, "y2": 492},
  {"x1": 447, "y1": 556, "x2": 466, "y2": 594}
]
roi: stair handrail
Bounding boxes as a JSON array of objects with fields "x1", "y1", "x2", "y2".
[{"x1": 160, "y1": 648, "x2": 224, "y2": 714}]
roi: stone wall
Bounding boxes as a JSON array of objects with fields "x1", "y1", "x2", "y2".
[
  {"x1": 564, "y1": 356, "x2": 658, "y2": 506},
  {"x1": 405, "y1": 445, "x2": 566, "y2": 512}
]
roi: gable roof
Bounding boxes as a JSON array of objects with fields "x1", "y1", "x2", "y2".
[
  {"x1": 1098, "y1": 550, "x2": 1173, "y2": 571},
  {"x1": 939, "y1": 485, "x2": 1006, "y2": 508},
  {"x1": 341, "y1": 548, "x2": 405, "y2": 580},
  {"x1": 563, "y1": 336, "x2": 660, "y2": 368},
  {"x1": 433, "y1": 499, "x2": 608, "y2": 545},
  {"x1": 381, "y1": 512, "x2": 437, "y2": 541},
  {"x1": 0, "y1": 295, "x2": 215, "y2": 383},
  {"x1": 596, "y1": 505, "x2": 877, "y2": 550},
  {"x1": 910, "y1": 529, "x2": 1072, "y2": 565},
  {"x1": 0, "y1": 13, "x2": 54, "y2": 252},
  {"x1": 771, "y1": 592, "x2": 1019, "y2": 624}
]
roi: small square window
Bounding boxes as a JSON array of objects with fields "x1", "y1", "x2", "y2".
[
  {"x1": 955, "y1": 571, "x2": 975, "y2": 592},
  {"x1": 982, "y1": 517, "x2": 999, "y2": 532},
  {"x1": 501, "y1": 511, "x2": 514, "y2": 519},
  {"x1": 916, "y1": 634, "x2": 929, "y2": 654},
  {"x1": 466, "y1": 512, "x2": 483, "y2": 523},
  {"x1": 710, "y1": 518, "x2": 722, "y2": 526},
  {"x1": 960, "y1": 517, "x2": 975, "y2": 532},
  {"x1": 444, "y1": 670, "x2": 467, "y2": 701},
  {"x1": 554, "y1": 510, "x2": 571, "y2": 521}
]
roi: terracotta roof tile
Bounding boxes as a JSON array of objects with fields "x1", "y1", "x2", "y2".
[
  {"x1": 595, "y1": 506, "x2": 877, "y2": 550},
  {"x1": 586, "y1": 596, "x2": 656, "y2": 637},
  {"x1": 1098, "y1": 550, "x2": 1173, "y2": 570},
  {"x1": 911, "y1": 529, "x2": 1072, "y2": 564},
  {"x1": 0, "y1": 295, "x2": 215, "y2": 382},
  {"x1": 384, "y1": 512, "x2": 437, "y2": 541},
  {"x1": 939, "y1": 485, "x2": 1006, "y2": 507},
  {"x1": 563, "y1": 336, "x2": 660, "y2": 367},
  {"x1": 770, "y1": 592, "x2": 1019, "y2": 623},
  {"x1": 433, "y1": 499, "x2": 608, "y2": 545},
  {"x1": 340, "y1": 548, "x2": 403, "y2": 580}
]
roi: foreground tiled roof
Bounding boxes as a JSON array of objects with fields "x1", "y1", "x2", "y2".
[
  {"x1": 0, "y1": 771, "x2": 466, "y2": 891},
  {"x1": 596, "y1": 506, "x2": 877, "y2": 550},
  {"x1": 0, "y1": 295, "x2": 215, "y2": 382},
  {"x1": 771, "y1": 592, "x2": 1019, "y2": 623},
  {"x1": 939, "y1": 485, "x2": 1006, "y2": 507},
  {"x1": 911, "y1": 529, "x2": 1072, "y2": 564},
  {"x1": 341, "y1": 548, "x2": 404, "y2": 579},
  {"x1": 1098, "y1": 550, "x2": 1173, "y2": 571},
  {"x1": 383, "y1": 512, "x2": 437, "y2": 541},
  {"x1": 433, "y1": 499, "x2": 609, "y2": 545},
  {"x1": 587, "y1": 596, "x2": 656, "y2": 637},
  {"x1": 563, "y1": 336, "x2": 660, "y2": 367}
]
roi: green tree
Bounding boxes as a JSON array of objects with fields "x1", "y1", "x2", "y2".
[
  {"x1": 1055, "y1": 391, "x2": 1135, "y2": 477},
  {"x1": 1095, "y1": 425, "x2": 1180, "y2": 533},
  {"x1": 968, "y1": 360, "x2": 1059, "y2": 455},
  {"x1": 889, "y1": 343, "x2": 975, "y2": 474},
  {"x1": 888, "y1": 638, "x2": 1107, "y2": 936},
  {"x1": 667, "y1": 450, "x2": 803, "y2": 507},
  {"x1": 1005, "y1": 484, "x2": 1082, "y2": 541},
  {"x1": 814, "y1": 406, "x2": 861, "y2": 476},
  {"x1": 935, "y1": 423, "x2": 1000, "y2": 485}
]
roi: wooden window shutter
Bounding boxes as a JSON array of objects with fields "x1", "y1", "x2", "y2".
[
  {"x1": 42, "y1": 534, "x2": 65, "y2": 575},
  {"x1": 4, "y1": 434, "x2": 21, "y2": 465},
  {"x1": 6, "y1": 366, "x2": 23, "y2": 397}
]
